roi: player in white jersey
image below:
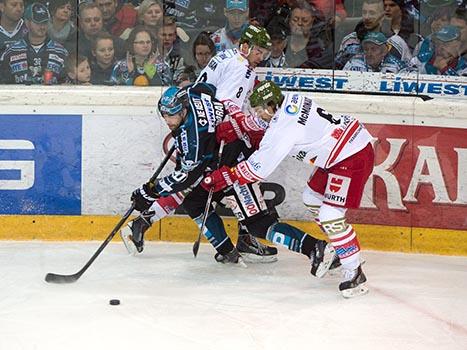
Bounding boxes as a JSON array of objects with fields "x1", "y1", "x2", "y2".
[{"x1": 203, "y1": 81, "x2": 374, "y2": 298}]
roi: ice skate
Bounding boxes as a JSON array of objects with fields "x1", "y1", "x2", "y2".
[
  {"x1": 236, "y1": 231, "x2": 278, "y2": 263},
  {"x1": 215, "y1": 247, "x2": 247, "y2": 267},
  {"x1": 120, "y1": 214, "x2": 152, "y2": 255},
  {"x1": 310, "y1": 240, "x2": 337, "y2": 278},
  {"x1": 339, "y1": 265, "x2": 369, "y2": 298}
]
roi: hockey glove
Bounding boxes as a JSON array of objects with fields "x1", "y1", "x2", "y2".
[
  {"x1": 131, "y1": 182, "x2": 160, "y2": 212},
  {"x1": 215, "y1": 121, "x2": 240, "y2": 144},
  {"x1": 201, "y1": 166, "x2": 238, "y2": 192}
]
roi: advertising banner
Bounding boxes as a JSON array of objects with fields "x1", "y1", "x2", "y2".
[{"x1": 0, "y1": 115, "x2": 82, "y2": 215}]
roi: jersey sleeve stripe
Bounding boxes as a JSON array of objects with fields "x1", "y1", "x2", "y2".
[{"x1": 326, "y1": 120, "x2": 360, "y2": 168}]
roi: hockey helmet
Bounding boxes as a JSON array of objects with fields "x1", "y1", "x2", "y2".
[
  {"x1": 158, "y1": 86, "x2": 188, "y2": 115},
  {"x1": 239, "y1": 24, "x2": 272, "y2": 50},
  {"x1": 249, "y1": 80, "x2": 283, "y2": 108}
]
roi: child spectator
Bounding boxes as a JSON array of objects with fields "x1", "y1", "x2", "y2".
[
  {"x1": 64, "y1": 53, "x2": 91, "y2": 84},
  {"x1": 0, "y1": 0, "x2": 28, "y2": 54},
  {"x1": 211, "y1": 0, "x2": 250, "y2": 52},
  {"x1": 192, "y1": 31, "x2": 215, "y2": 74},
  {"x1": 47, "y1": 0, "x2": 76, "y2": 53},
  {"x1": 111, "y1": 25, "x2": 172, "y2": 85},
  {"x1": 156, "y1": 16, "x2": 185, "y2": 81},
  {"x1": 90, "y1": 32, "x2": 116, "y2": 84}
]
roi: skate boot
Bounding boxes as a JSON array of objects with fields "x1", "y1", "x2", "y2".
[
  {"x1": 310, "y1": 240, "x2": 337, "y2": 278},
  {"x1": 236, "y1": 231, "x2": 278, "y2": 263},
  {"x1": 214, "y1": 247, "x2": 247, "y2": 267},
  {"x1": 120, "y1": 212, "x2": 152, "y2": 255},
  {"x1": 339, "y1": 265, "x2": 369, "y2": 298}
]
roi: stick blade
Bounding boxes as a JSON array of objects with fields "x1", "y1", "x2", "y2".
[
  {"x1": 192, "y1": 241, "x2": 200, "y2": 257},
  {"x1": 45, "y1": 272, "x2": 80, "y2": 284}
]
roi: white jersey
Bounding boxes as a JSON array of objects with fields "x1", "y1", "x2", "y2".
[
  {"x1": 237, "y1": 92, "x2": 373, "y2": 182},
  {"x1": 196, "y1": 48, "x2": 256, "y2": 108}
]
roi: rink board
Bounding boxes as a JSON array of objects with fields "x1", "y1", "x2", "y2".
[{"x1": 0, "y1": 86, "x2": 466, "y2": 255}]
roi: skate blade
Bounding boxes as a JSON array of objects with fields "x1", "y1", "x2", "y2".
[
  {"x1": 239, "y1": 253, "x2": 278, "y2": 264},
  {"x1": 341, "y1": 283, "x2": 369, "y2": 299},
  {"x1": 120, "y1": 227, "x2": 138, "y2": 256},
  {"x1": 314, "y1": 244, "x2": 336, "y2": 278}
]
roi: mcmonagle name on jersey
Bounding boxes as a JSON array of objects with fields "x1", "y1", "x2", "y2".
[
  {"x1": 240, "y1": 92, "x2": 373, "y2": 182},
  {"x1": 0, "y1": 37, "x2": 68, "y2": 84}
]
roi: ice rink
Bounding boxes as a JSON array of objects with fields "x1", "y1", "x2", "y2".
[{"x1": 1, "y1": 241, "x2": 466, "y2": 350}]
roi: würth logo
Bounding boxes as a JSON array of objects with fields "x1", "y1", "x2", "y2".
[{"x1": 329, "y1": 177, "x2": 343, "y2": 193}]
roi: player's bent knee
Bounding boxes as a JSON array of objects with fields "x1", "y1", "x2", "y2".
[{"x1": 302, "y1": 186, "x2": 324, "y2": 207}]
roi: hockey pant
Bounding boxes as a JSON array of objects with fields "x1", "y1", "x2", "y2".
[{"x1": 303, "y1": 186, "x2": 361, "y2": 270}]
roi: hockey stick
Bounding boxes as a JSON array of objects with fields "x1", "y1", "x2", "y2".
[
  {"x1": 45, "y1": 145, "x2": 177, "y2": 284},
  {"x1": 192, "y1": 140, "x2": 226, "y2": 257}
]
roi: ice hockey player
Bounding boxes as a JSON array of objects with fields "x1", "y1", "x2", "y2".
[
  {"x1": 127, "y1": 83, "x2": 337, "y2": 275},
  {"x1": 203, "y1": 81, "x2": 374, "y2": 298},
  {"x1": 121, "y1": 24, "x2": 275, "y2": 262}
]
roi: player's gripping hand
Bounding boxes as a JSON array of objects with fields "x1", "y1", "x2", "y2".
[
  {"x1": 201, "y1": 166, "x2": 238, "y2": 192},
  {"x1": 215, "y1": 121, "x2": 239, "y2": 144},
  {"x1": 131, "y1": 182, "x2": 160, "y2": 212}
]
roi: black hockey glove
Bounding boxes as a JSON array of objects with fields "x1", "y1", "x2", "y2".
[{"x1": 131, "y1": 182, "x2": 160, "y2": 212}]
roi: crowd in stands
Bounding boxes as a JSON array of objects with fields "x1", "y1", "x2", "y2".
[{"x1": 0, "y1": 0, "x2": 466, "y2": 86}]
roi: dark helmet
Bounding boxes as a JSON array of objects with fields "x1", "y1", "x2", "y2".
[
  {"x1": 239, "y1": 24, "x2": 272, "y2": 49},
  {"x1": 249, "y1": 80, "x2": 283, "y2": 108},
  {"x1": 158, "y1": 86, "x2": 188, "y2": 115}
]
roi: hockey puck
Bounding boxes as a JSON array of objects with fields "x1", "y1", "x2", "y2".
[{"x1": 109, "y1": 299, "x2": 120, "y2": 306}]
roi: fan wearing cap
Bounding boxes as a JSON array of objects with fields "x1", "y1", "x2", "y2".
[
  {"x1": 0, "y1": 2, "x2": 68, "y2": 84},
  {"x1": 259, "y1": 17, "x2": 290, "y2": 68},
  {"x1": 410, "y1": 24, "x2": 467, "y2": 75},
  {"x1": 210, "y1": 0, "x2": 250, "y2": 53},
  {"x1": 343, "y1": 31, "x2": 409, "y2": 73},
  {"x1": 0, "y1": 0, "x2": 28, "y2": 54}
]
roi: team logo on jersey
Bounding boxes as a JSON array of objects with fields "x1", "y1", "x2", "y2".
[{"x1": 324, "y1": 174, "x2": 350, "y2": 206}]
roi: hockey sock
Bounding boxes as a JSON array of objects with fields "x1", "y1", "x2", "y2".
[
  {"x1": 321, "y1": 218, "x2": 361, "y2": 270},
  {"x1": 266, "y1": 223, "x2": 317, "y2": 257},
  {"x1": 305, "y1": 204, "x2": 327, "y2": 234},
  {"x1": 194, "y1": 212, "x2": 234, "y2": 255}
]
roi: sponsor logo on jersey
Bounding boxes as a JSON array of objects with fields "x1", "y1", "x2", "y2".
[
  {"x1": 245, "y1": 68, "x2": 252, "y2": 79},
  {"x1": 208, "y1": 60, "x2": 217, "y2": 71},
  {"x1": 11, "y1": 61, "x2": 27, "y2": 73},
  {"x1": 10, "y1": 53, "x2": 27, "y2": 62},
  {"x1": 192, "y1": 97, "x2": 208, "y2": 127},
  {"x1": 180, "y1": 129, "x2": 189, "y2": 154},
  {"x1": 285, "y1": 104, "x2": 299, "y2": 115},
  {"x1": 236, "y1": 184, "x2": 260, "y2": 216},
  {"x1": 293, "y1": 150, "x2": 307, "y2": 161},
  {"x1": 175, "y1": 0, "x2": 190, "y2": 9},
  {"x1": 298, "y1": 97, "x2": 312, "y2": 125},
  {"x1": 324, "y1": 174, "x2": 350, "y2": 206},
  {"x1": 201, "y1": 93, "x2": 217, "y2": 132}
]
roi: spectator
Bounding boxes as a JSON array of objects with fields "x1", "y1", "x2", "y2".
[
  {"x1": 260, "y1": 16, "x2": 290, "y2": 68},
  {"x1": 0, "y1": 2, "x2": 68, "y2": 84},
  {"x1": 343, "y1": 31, "x2": 409, "y2": 73},
  {"x1": 412, "y1": 6, "x2": 452, "y2": 56},
  {"x1": 382, "y1": 0, "x2": 417, "y2": 48},
  {"x1": 0, "y1": 0, "x2": 28, "y2": 54},
  {"x1": 90, "y1": 31, "x2": 115, "y2": 84},
  {"x1": 451, "y1": 7, "x2": 467, "y2": 59},
  {"x1": 410, "y1": 24, "x2": 467, "y2": 75},
  {"x1": 211, "y1": 0, "x2": 250, "y2": 52},
  {"x1": 47, "y1": 0, "x2": 76, "y2": 53},
  {"x1": 156, "y1": 16, "x2": 185, "y2": 82},
  {"x1": 77, "y1": 2, "x2": 125, "y2": 60},
  {"x1": 285, "y1": 1, "x2": 333, "y2": 69},
  {"x1": 111, "y1": 25, "x2": 172, "y2": 85},
  {"x1": 120, "y1": 0, "x2": 162, "y2": 40},
  {"x1": 174, "y1": 64, "x2": 197, "y2": 86},
  {"x1": 192, "y1": 31, "x2": 215, "y2": 74},
  {"x1": 64, "y1": 53, "x2": 91, "y2": 84},
  {"x1": 335, "y1": 0, "x2": 412, "y2": 68},
  {"x1": 95, "y1": 0, "x2": 137, "y2": 37}
]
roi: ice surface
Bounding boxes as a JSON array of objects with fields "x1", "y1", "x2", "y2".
[{"x1": 1, "y1": 242, "x2": 466, "y2": 350}]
